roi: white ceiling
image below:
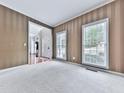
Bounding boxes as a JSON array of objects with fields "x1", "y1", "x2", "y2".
[{"x1": 0, "y1": 0, "x2": 112, "y2": 27}]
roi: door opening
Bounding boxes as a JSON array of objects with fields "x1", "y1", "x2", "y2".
[
  {"x1": 28, "y1": 22, "x2": 52, "y2": 64},
  {"x1": 82, "y1": 18, "x2": 109, "y2": 69},
  {"x1": 56, "y1": 31, "x2": 67, "y2": 60}
]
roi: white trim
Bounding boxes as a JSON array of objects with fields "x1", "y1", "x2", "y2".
[
  {"x1": 83, "y1": 18, "x2": 109, "y2": 28},
  {"x1": 56, "y1": 60, "x2": 124, "y2": 77},
  {"x1": 82, "y1": 18, "x2": 109, "y2": 69},
  {"x1": 54, "y1": 0, "x2": 115, "y2": 27},
  {"x1": 105, "y1": 70, "x2": 124, "y2": 77}
]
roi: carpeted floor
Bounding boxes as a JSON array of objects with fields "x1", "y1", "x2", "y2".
[{"x1": 0, "y1": 61, "x2": 124, "y2": 93}]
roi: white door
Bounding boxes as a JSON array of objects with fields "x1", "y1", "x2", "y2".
[
  {"x1": 41, "y1": 28, "x2": 52, "y2": 59},
  {"x1": 56, "y1": 31, "x2": 67, "y2": 60},
  {"x1": 82, "y1": 18, "x2": 109, "y2": 69}
]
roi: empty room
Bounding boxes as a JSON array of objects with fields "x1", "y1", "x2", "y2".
[{"x1": 0, "y1": 0, "x2": 124, "y2": 93}]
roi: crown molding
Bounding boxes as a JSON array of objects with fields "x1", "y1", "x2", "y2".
[{"x1": 54, "y1": 0, "x2": 115, "y2": 27}]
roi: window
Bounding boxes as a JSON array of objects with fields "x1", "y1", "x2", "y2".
[
  {"x1": 56, "y1": 31, "x2": 67, "y2": 60},
  {"x1": 82, "y1": 18, "x2": 109, "y2": 68}
]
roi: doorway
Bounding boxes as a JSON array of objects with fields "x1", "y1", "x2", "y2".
[
  {"x1": 56, "y1": 31, "x2": 67, "y2": 60},
  {"x1": 82, "y1": 18, "x2": 109, "y2": 69},
  {"x1": 28, "y1": 21, "x2": 52, "y2": 64}
]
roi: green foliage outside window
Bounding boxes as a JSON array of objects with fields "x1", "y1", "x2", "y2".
[{"x1": 85, "y1": 24, "x2": 104, "y2": 48}]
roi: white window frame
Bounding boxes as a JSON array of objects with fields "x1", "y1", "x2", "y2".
[
  {"x1": 82, "y1": 18, "x2": 109, "y2": 69},
  {"x1": 56, "y1": 31, "x2": 67, "y2": 60}
]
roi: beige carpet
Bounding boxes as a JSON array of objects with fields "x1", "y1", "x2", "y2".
[{"x1": 0, "y1": 61, "x2": 124, "y2": 93}]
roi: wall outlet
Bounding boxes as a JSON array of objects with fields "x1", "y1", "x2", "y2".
[{"x1": 72, "y1": 57, "x2": 75, "y2": 60}]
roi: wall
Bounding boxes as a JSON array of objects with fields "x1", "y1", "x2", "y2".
[
  {"x1": 53, "y1": 0, "x2": 124, "y2": 73},
  {"x1": 0, "y1": 3, "x2": 53, "y2": 69},
  {"x1": 0, "y1": 5, "x2": 28, "y2": 69},
  {"x1": 120, "y1": 0, "x2": 124, "y2": 73}
]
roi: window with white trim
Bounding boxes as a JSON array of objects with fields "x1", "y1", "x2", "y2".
[
  {"x1": 82, "y1": 18, "x2": 109, "y2": 68},
  {"x1": 56, "y1": 31, "x2": 67, "y2": 60}
]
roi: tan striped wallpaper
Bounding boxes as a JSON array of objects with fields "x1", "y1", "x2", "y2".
[
  {"x1": 0, "y1": 5, "x2": 28, "y2": 69},
  {"x1": 120, "y1": 0, "x2": 124, "y2": 73},
  {"x1": 53, "y1": 0, "x2": 124, "y2": 73}
]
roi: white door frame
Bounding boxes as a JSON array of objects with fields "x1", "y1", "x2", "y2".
[
  {"x1": 82, "y1": 18, "x2": 109, "y2": 69},
  {"x1": 56, "y1": 31, "x2": 67, "y2": 60},
  {"x1": 28, "y1": 21, "x2": 53, "y2": 64}
]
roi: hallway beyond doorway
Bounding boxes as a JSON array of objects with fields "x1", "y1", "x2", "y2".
[{"x1": 28, "y1": 21, "x2": 52, "y2": 64}]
